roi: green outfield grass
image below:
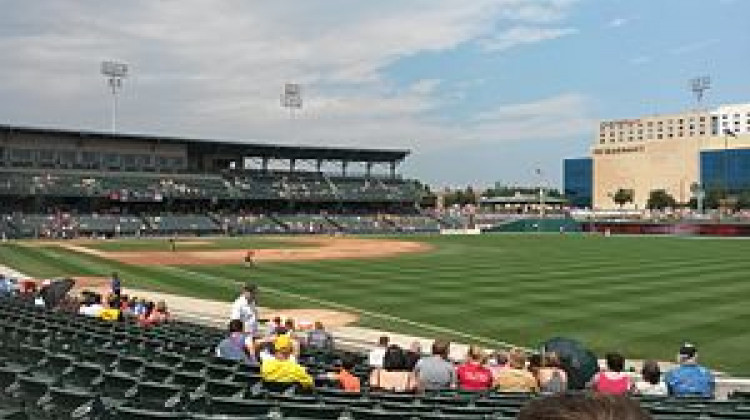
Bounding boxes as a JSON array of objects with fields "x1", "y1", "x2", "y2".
[{"x1": 2, "y1": 234, "x2": 750, "y2": 375}]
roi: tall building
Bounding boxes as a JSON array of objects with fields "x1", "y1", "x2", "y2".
[{"x1": 564, "y1": 103, "x2": 750, "y2": 209}]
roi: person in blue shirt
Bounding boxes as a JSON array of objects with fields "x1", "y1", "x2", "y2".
[
  {"x1": 665, "y1": 343, "x2": 715, "y2": 398},
  {"x1": 0, "y1": 274, "x2": 12, "y2": 297}
]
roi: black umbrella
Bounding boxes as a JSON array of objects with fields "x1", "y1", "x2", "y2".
[
  {"x1": 541, "y1": 337, "x2": 599, "y2": 390},
  {"x1": 40, "y1": 278, "x2": 76, "y2": 309}
]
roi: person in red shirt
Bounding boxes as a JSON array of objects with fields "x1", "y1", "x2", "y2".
[
  {"x1": 457, "y1": 345, "x2": 493, "y2": 391},
  {"x1": 590, "y1": 352, "x2": 631, "y2": 395}
]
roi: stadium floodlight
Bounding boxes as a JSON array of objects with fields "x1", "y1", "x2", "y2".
[
  {"x1": 689, "y1": 76, "x2": 710, "y2": 106},
  {"x1": 101, "y1": 60, "x2": 129, "y2": 133},
  {"x1": 280, "y1": 83, "x2": 303, "y2": 119}
]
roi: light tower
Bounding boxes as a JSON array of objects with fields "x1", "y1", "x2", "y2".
[
  {"x1": 689, "y1": 76, "x2": 711, "y2": 106},
  {"x1": 280, "y1": 83, "x2": 303, "y2": 120},
  {"x1": 101, "y1": 60, "x2": 129, "y2": 133}
]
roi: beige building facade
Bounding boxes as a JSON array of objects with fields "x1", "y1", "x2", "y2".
[{"x1": 592, "y1": 104, "x2": 750, "y2": 209}]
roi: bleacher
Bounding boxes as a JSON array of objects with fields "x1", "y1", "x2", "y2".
[
  {"x1": 325, "y1": 215, "x2": 397, "y2": 234},
  {"x1": 274, "y1": 215, "x2": 338, "y2": 234},
  {"x1": 76, "y1": 215, "x2": 145, "y2": 236},
  {"x1": 216, "y1": 215, "x2": 287, "y2": 235},
  {"x1": 385, "y1": 215, "x2": 442, "y2": 233},
  {"x1": 145, "y1": 216, "x2": 221, "y2": 235},
  {"x1": 2, "y1": 297, "x2": 750, "y2": 419}
]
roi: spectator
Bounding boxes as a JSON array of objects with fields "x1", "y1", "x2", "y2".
[
  {"x1": 590, "y1": 352, "x2": 631, "y2": 395},
  {"x1": 404, "y1": 341, "x2": 422, "y2": 371},
  {"x1": 333, "y1": 354, "x2": 361, "y2": 392},
  {"x1": 633, "y1": 360, "x2": 668, "y2": 396},
  {"x1": 528, "y1": 353, "x2": 543, "y2": 381},
  {"x1": 368, "y1": 336, "x2": 389, "y2": 368},
  {"x1": 261, "y1": 335, "x2": 313, "y2": 388},
  {"x1": 230, "y1": 284, "x2": 258, "y2": 335},
  {"x1": 307, "y1": 321, "x2": 334, "y2": 351},
  {"x1": 266, "y1": 316, "x2": 283, "y2": 337},
  {"x1": 664, "y1": 343, "x2": 714, "y2": 398},
  {"x1": 216, "y1": 319, "x2": 256, "y2": 365},
  {"x1": 517, "y1": 393, "x2": 653, "y2": 420},
  {"x1": 110, "y1": 272, "x2": 121, "y2": 297},
  {"x1": 370, "y1": 345, "x2": 417, "y2": 392},
  {"x1": 415, "y1": 339, "x2": 457, "y2": 391},
  {"x1": 140, "y1": 300, "x2": 169, "y2": 326},
  {"x1": 494, "y1": 348, "x2": 539, "y2": 393},
  {"x1": 488, "y1": 350, "x2": 509, "y2": 377},
  {"x1": 537, "y1": 352, "x2": 568, "y2": 394},
  {"x1": 0, "y1": 274, "x2": 12, "y2": 297},
  {"x1": 457, "y1": 345, "x2": 493, "y2": 391},
  {"x1": 99, "y1": 294, "x2": 122, "y2": 322},
  {"x1": 133, "y1": 298, "x2": 147, "y2": 317},
  {"x1": 79, "y1": 294, "x2": 104, "y2": 318}
]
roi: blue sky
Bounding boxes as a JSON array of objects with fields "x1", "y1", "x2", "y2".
[{"x1": 0, "y1": 0, "x2": 748, "y2": 189}]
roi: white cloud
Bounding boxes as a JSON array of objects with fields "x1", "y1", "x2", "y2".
[
  {"x1": 607, "y1": 17, "x2": 629, "y2": 28},
  {"x1": 478, "y1": 26, "x2": 578, "y2": 52},
  {"x1": 0, "y1": 0, "x2": 584, "y2": 154}
]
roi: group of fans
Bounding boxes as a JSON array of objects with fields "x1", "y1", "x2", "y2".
[{"x1": 217, "y1": 283, "x2": 715, "y2": 403}]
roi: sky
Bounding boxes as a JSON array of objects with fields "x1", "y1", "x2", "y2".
[{"x1": 0, "y1": 0, "x2": 748, "y2": 189}]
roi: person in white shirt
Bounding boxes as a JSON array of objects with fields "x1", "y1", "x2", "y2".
[
  {"x1": 368, "y1": 336, "x2": 389, "y2": 368},
  {"x1": 632, "y1": 360, "x2": 668, "y2": 396},
  {"x1": 230, "y1": 284, "x2": 258, "y2": 335}
]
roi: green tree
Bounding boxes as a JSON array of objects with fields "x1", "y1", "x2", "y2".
[
  {"x1": 646, "y1": 189, "x2": 677, "y2": 210},
  {"x1": 612, "y1": 188, "x2": 634, "y2": 208}
]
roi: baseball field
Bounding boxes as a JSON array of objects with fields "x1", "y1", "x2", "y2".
[{"x1": 1, "y1": 233, "x2": 749, "y2": 375}]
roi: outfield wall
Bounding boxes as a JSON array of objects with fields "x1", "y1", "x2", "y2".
[{"x1": 586, "y1": 222, "x2": 750, "y2": 236}]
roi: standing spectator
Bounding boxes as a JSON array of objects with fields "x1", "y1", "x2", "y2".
[
  {"x1": 216, "y1": 319, "x2": 256, "y2": 365},
  {"x1": 230, "y1": 284, "x2": 258, "y2": 335},
  {"x1": 537, "y1": 352, "x2": 568, "y2": 393},
  {"x1": 590, "y1": 352, "x2": 631, "y2": 395},
  {"x1": 494, "y1": 348, "x2": 539, "y2": 393},
  {"x1": 414, "y1": 339, "x2": 457, "y2": 391},
  {"x1": 261, "y1": 335, "x2": 313, "y2": 388},
  {"x1": 307, "y1": 321, "x2": 334, "y2": 351},
  {"x1": 404, "y1": 341, "x2": 422, "y2": 371},
  {"x1": 633, "y1": 360, "x2": 668, "y2": 396},
  {"x1": 110, "y1": 272, "x2": 121, "y2": 297},
  {"x1": 457, "y1": 345, "x2": 493, "y2": 391},
  {"x1": 664, "y1": 343, "x2": 714, "y2": 398},
  {"x1": 368, "y1": 336, "x2": 389, "y2": 368},
  {"x1": 369, "y1": 345, "x2": 417, "y2": 392}
]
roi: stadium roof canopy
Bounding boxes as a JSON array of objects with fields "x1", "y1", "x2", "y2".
[{"x1": 0, "y1": 124, "x2": 410, "y2": 163}]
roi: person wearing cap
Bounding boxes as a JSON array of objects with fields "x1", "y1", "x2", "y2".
[
  {"x1": 260, "y1": 335, "x2": 314, "y2": 388},
  {"x1": 664, "y1": 343, "x2": 714, "y2": 398},
  {"x1": 230, "y1": 283, "x2": 258, "y2": 335}
]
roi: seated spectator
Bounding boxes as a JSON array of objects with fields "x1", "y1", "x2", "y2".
[
  {"x1": 99, "y1": 294, "x2": 122, "y2": 322},
  {"x1": 333, "y1": 354, "x2": 361, "y2": 392},
  {"x1": 368, "y1": 336, "x2": 389, "y2": 368},
  {"x1": 633, "y1": 360, "x2": 667, "y2": 396},
  {"x1": 537, "y1": 352, "x2": 568, "y2": 394},
  {"x1": 266, "y1": 316, "x2": 283, "y2": 337},
  {"x1": 488, "y1": 350, "x2": 509, "y2": 377},
  {"x1": 370, "y1": 345, "x2": 417, "y2": 392},
  {"x1": 664, "y1": 343, "x2": 714, "y2": 398},
  {"x1": 216, "y1": 319, "x2": 256, "y2": 365},
  {"x1": 517, "y1": 393, "x2": 653, "y2": 420},
  {"x1": 457, "y1": 345, "x2": 493, "y2": 391},
  {"x1": 79, "y1": 294, "x2": 105, "y2": 317},
  {"x1": 494, "y1": 348, "x2": 539, "y2": 393},
  {"x1": 306, "y1": 321, "x2": 334, "y2": 351},
  {"x1": 590, "y1": 352, "x2": 631, "y2": 395},
  {"x1": 0, "y1": 274, "x2": 12, "y2": 297},
  {"x1": 261, "y1": 335, "x2": 313, "y2": 388},
  {"x1": 404, "y1": 341, "x2": 422, "y2": 371},
  {"x1": 139, "y1": 300, "x2": 169, "y2": 326},
  {"x1": 133, "y1": 298, "x2": 148, "y2": 317},
  {"x1": 415, "y1": 339, "x2": 457, "y2": 391}
]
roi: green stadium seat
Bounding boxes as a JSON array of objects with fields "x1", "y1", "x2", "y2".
[
  {"x1": 111, "y1": 406, "x2": 186, "y2": 420},
  {"x1": 59, "y1": 362, "x2": 103, "y2": 392},
  {"x1": 205, "y1": 396, "x2": 274, "y2": 416},
  {"x1": 277, "y1": 401, "x2": 343, "y2": 419}
]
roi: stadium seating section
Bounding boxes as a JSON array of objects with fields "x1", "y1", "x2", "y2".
[
  {"x1": 2, "y1": 297, "x2": 750, "y2": 419},
  {"x1": 0, "y1": 169, "x2": 421, "y2": 204}
]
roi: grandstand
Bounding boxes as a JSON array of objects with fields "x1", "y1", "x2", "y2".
[{"x1": 0, "y1": 124, "x2": 443, "y2": 238}]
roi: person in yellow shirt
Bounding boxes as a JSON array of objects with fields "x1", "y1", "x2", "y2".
[{"x1": 261, "y1": 335, "x2": 314, "y2": 388}]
